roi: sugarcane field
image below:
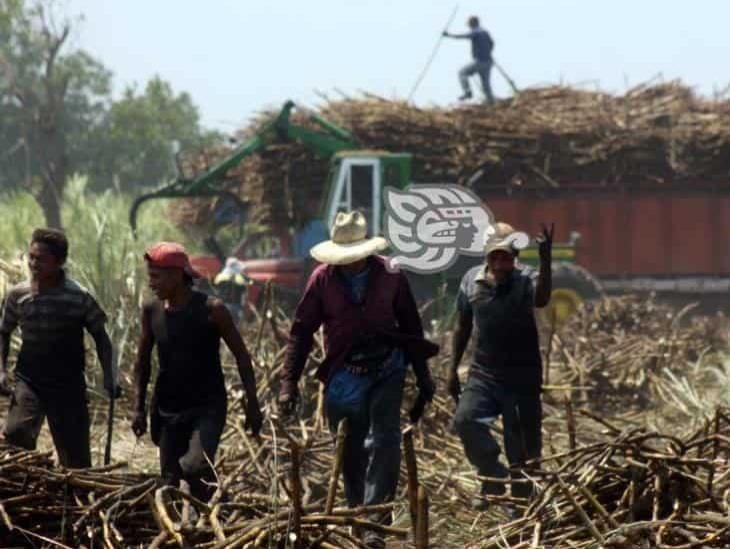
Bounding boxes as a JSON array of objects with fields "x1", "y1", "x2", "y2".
[{"x1": 3, "y1": 2, "x2": 730, "y2": 548}]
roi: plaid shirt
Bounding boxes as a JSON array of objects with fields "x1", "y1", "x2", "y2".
[{"x1": 1, "y1": 272, "x2": 107, "y2": 390}]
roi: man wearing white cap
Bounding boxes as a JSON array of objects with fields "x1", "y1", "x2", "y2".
[
  {"x1": 450, "y1": 222, "x2": 553, "y2": 511},
  {"x1": 279, "y1": 211, "x2": 438, "y2": 549}
]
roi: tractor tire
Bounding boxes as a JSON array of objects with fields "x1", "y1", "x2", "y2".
[{"x1": 543, "y1": 262, "x2": 603, "y2": 326}]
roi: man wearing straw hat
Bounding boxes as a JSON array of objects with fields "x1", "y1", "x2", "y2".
[
  {"x1": 279, "y1": 211, "x2": 438, "y2": 549},
  {"x1": 131, "y1": 242, "x2": 263, "y2": 502},
  {"x1": 450, "y1": 222, "x2": 553, "y2": 511}
]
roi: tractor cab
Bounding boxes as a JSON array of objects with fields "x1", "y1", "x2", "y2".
[{"x1": 324, "y1": 151, "x2": 412, "y2": 236}]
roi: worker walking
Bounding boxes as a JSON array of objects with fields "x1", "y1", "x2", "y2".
[
  {"x1": 131, "y1": 242, "x2": 262, "y2": 502},
  {"x1": 0, "y1": 228, "x2": 119, "y2": 468},
  {"x1": 449, "y1": 222, "x2": 553, "y2": 511},
  {"x1": 278, "y1": 211, "x2": 438, "y2": 549},
  {"x1": 443, "y1": 16, "x2": 496, "y2": 104}
]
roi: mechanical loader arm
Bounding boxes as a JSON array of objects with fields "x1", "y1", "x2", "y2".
[{"x1": 129, "y1": 100, "x2": 358, "y2": 236}]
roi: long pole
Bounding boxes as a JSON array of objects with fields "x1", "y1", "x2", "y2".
[
  {"x1": 407, "y1": 5, "x2": 459, "y2": 103},
  {"x1": 493, "y1": 59, "x2": 520, "y2": 95},
  {"x1": 104, "y1": 389, "x2": 115, "y2": 465}
]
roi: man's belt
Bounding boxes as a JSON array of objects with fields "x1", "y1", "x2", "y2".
[{"x1": 344, "y1": 343, "x2": 393, "y2": 375}]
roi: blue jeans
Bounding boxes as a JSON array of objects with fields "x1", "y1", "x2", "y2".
[
  {"x1": 459, "y1": 60, "x2": 495, "y2": 104},
  {"x1": 452, "y1": 374, "x2": 541, "y2": 498},
  {"x1": 326, "y1": 351, "x2": 406, "y2": 508}
]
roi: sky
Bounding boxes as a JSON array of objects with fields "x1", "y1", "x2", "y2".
[{"x1": 65, "y1": 0, "x2": 730, "y2": 134}]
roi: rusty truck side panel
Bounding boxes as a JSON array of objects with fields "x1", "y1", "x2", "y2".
[{"x1": 483, "y1": 186, "x2": 730, "y2": 277}]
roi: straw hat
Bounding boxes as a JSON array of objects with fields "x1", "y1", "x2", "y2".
[
  {"x1": 484, "y1": 222, "x2": 519, "y2": 256},
  {"x1": 310, "y1": 211, "x2": 388, "y2": 265}
]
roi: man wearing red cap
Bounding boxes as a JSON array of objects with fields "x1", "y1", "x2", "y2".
[{"x1": 131, "y1": 242, "x2": 262, "y2": 501}]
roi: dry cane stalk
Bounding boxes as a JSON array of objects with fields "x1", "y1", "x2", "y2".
[
  {"x1": 415, "y1": 484, "x2": 429, "y2": 549},
  {"x1": 290, "y1": 440, "x2": 303, "y2": 548},
  {"x1": 565, "y1": 396, "x2": 576, "y2": 451},
  {"x1": 556, "y1": 475, "x2": 605, "y2": 545},
  {"x1": 325, "y1": 418, "x2": 348, "y2": 515},
  {"x1": 403, "y1": 426, "x2": 419, "y2": 541}
]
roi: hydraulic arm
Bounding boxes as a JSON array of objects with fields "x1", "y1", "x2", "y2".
[{"x1": 129, "y1": 100, "x2": 357, "y2": 235}]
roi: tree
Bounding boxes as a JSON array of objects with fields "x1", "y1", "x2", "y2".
[
  {"x1": 0, "y1": 0, "x2": 111, "y2": 228},
  {"x1": 86, "y1": 76, "x2": 220, "y2": 193}
]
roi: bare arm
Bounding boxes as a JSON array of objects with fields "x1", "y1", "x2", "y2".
[
  {"x1": 89, "y1": 328, "x2": 116, "y2": 396},
  {"x1": 534, "y1": 223, "x2": 554, "y2": 308},
  {"x1": 133, "y1": 310, "x2": 155, "y2": 414},
  {"x1": 0, "y1": 292, "x2": 18, "y2": 392},
  {"x1": 445, "y1": 31, "x2": 473, "y2": 39},
  {"x1": 534, "y1": 262, "x2": 552, "y2": 308},
  {"x1": 0, "y1": 332, "x2": 11, "y2": 393},
  {"x1": 211, "y1": 300, "x2": 263, "y2": 434},
  {"x1": 210, "y1": 301, "x2": 259, "y2": 408},
  {"x1": 451, "y1": 311, "x2": 473, "y2": 373}
]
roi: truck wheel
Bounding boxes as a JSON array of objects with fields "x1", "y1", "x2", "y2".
[{"x1": 543, "y1": 262, "x2": 603, "y2": 326}]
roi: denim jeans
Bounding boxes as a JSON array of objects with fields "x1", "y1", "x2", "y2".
[
  {"x1": 452, "y1": 374, "x2": 541, "y2": 498},
  {"x1": 325, "y1": 351, "x2": 406, "y2": 508},
  {"x1": 459, "y1": 60, "x2": 495, "y2": 104}
]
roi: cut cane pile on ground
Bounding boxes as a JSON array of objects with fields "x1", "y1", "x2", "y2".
[
  {"x1": 1, "y1": 290, "x2": 728, "y2": 547},
  {"x1": 171, "y1": 81, "x2": 730, "y2": 229}
]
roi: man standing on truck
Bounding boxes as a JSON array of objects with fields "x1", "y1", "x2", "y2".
[
  {"x1": 449, "y1": 222, "x2": 553, "y2": 511},
  {"x1": 131, "y1": 242, "x2": 263, "y2": 502},
  {"x1": 443, "y1": 15, "x2": 496, "y2": 104},
  {"x1": 278, "y1": 211, "x2": 438, "y2": 549},
  {"x1": 0, "y1": 228, "x2": 119, "y2": 468}
]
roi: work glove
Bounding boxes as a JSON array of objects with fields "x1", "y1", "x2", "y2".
[
  {"x1": 278, "y1": 383, "x2": 300, "y2": 417},
  {"x1": 131, "y1": 409, "x2": 147, "y2": 438},
  {"x1": 446, "y1": 369, "x2": 461, "y2": 405},
  {"x1": 410, "y1": 373, "x2": 435, "y2": 423},
  {"x1": 244, "y1": 398, "x2": 264, "y2": 436},
  {"x1": 537, "y1": 222, "x2": 554, "y2": 263}
]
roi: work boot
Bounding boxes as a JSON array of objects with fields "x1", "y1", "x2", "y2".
[
  {"x1": 362, "y1": 531, "x2": 386, "y2": 549},
  {"x1": 472, "y1": 479, "x2": 506, "y2": 511},
  {"x1": 459, "y1": 91, "x2": 473, "y2": 101}
]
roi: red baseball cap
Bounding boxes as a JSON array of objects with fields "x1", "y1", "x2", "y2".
[{"x1": 144, "y1": 242, "x2": 201, "y2": 279}]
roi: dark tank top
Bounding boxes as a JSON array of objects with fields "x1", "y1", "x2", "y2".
[{"x1": 147, "y1": 291, "x2": 226, "y2": 412}]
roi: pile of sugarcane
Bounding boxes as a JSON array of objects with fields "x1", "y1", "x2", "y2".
[
  {"x1": 0, "y1": 434, "x2": 416, "y2": 548},
  {"x1": 474, "y1": 409, "x2": 730, "y2": 548},
  {"x1": 542, "y1": 294, "x2": 724, "y2": 414},
  {"x1": 0, "y1": 295, "x2": 728, "y2": 547},
  {"x1": 3, "y1": 405, "x2": 730, "y2": 548},
  {"x1": 170, "y1": 80, "x2": 730, "y2": 229}
]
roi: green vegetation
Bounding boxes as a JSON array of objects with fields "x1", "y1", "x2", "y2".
[
  {"x1": 0, "y1": 178, "x2": 198, "y2": 383},
  {"x1": 0, "y1": 0, "x2": 220, "y2": 228}
]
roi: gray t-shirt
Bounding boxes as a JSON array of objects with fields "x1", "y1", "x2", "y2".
[{"x1": 457, "y1": 264, "x2": 542, "y2": 388}]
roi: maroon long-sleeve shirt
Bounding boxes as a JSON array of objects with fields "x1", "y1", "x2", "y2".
[{"x1": 281, "y1": 256, "x2": 438, "y2": 390}]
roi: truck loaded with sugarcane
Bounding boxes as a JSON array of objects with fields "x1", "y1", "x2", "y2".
[{"x1": 130, "y1": 100, "x2": 603, "y2": 325}]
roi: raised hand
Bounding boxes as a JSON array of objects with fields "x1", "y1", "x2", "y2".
[{"x1": 536, "y1": 223, "x2": 554, "y2": 263}]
